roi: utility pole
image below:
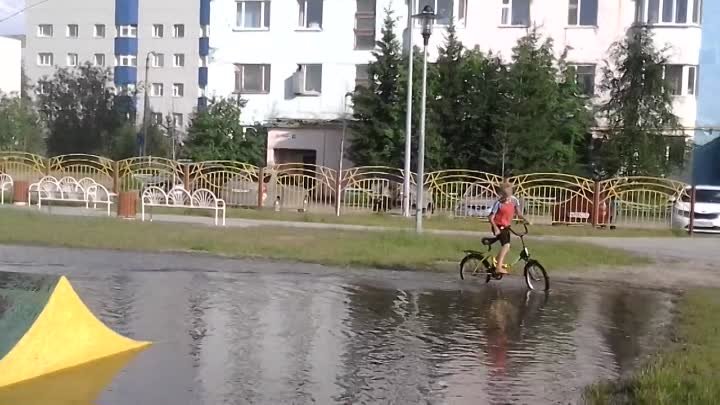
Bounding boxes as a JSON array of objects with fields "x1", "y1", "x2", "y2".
[
  {"x1": 403, "y1": 0, "x2": 414, "y2": 217},
  {"x1": 141, "y1": 51, "x2": 155, "y2": 156}
]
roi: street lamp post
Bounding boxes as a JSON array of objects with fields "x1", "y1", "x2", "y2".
[
  {"x1": 141, "y1": 51, "x2": 155, "y2": 156},
  {"x1": 403, "y1": 0, "x2": 414, "y2": 217},
  {"x1": 411, "y1": 6, "x2": 436, "y2": 233},
  {"x1": 336, "y1": 92, "x2": 353, "y2": 217}
]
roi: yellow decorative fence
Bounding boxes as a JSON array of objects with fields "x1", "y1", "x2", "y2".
[{"x1": 0, "y1": 152, "x2": 689, "y2": 228}]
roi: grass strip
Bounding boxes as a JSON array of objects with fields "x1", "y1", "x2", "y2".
[
  {"x1": 584, "y1": 289, "x2": 720, "y2": 405},
  {"x1": 0, "y1": 210, "x2": 648, "y2": 272}
]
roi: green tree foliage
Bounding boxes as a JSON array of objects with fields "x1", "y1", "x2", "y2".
[
  {"x1": 443, "y1": 47, "x2": 508, "y2": 171},
  {"x1": 351, "y1": 17, "x2": 593, "y2": 175},
  {"x1": 596, "y1": 26, "x2": 680, "y2": 177},
  {"x1": 183, "y1": 97, "x2": 265, "y2": 165},
  {"x1": 495, "y1": 29, "x2": 591, "y2": 175},
  {"x1": 350, "y1": 10, "x2": 446, "y2": 170},
  {"x1": 37, "y1": 64, "x2": 131, "y2": 156},
  {"x1": 433, "y1": 23, "x2": 464, "y2": 169},
  {"x1": 0, "y1": 93, "x2": 44, "y2": 153},
  {"x1": 349, "y1": 9, "x2": 405, "y2": 167}
]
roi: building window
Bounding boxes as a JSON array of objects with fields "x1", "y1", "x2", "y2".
[
  {"x1": 500, "y1": 0, "x2": 530, "y2": 26},
  {"x1": 37, "y1": 53, "x2": 53, "y2": 66},
  {"x1": 150, "y1": 83, "x2": 164, "y2": 97},
  {"x1": 117, "y1": 55, "x2": 137, "y2": 67},
  {"x1": 118, "y1": 25, "x2": 138, "y2": 37},
  {"x1": 458, "y1": 0, "x2": 467, "y2": 22},
  {"x1": 236, "y1": 1, "x2": 271, "y2": 29},
  {"x1": 150, "y1": 53, "x2": 165, "y2": 68},
  {"x1": 174, "y1": 54, "x2": 186, "y2": 67},
  {"x1": 636, "y1": 0, "x2": 701, "y2": 24},
  {"x1": 664, "y1": 65, "x2": 697, "y2": 96},
  {"x1": 153, "y1": 24, "x2": 164, "y2": 38},
  {"x1": 93, "y1": 54, "x2": 106, "y2": 67},
  {"x1": 298, "y1": 0, "x2": 323, "y2": 29},
  {"x1": 37, "y1": 24, "x2": 53, "y2": 37},
  {"x1": 569, "y1": 64, "x2": 595, "y2": 96},
  {"x1": 173, "y1": 113, "x2": 184, "y2": 127},
  {"x1": 94, "y1": 24, "x2": 106, "y2": 38},
  {"x1": 67, "y1": 24, "x2": 79, "y2": 38},
  {"x1": 416, "y1": 0, "x2": 454, "y2": 25},
  {"x1": 151, "y1": 113, "x2": 163, "y2": 125},
  {"x1": 66, "y1": 53, "x2": 78, "y2": 67},
  {"x1": 234, "y1": 64, "x2": 271, "y2": 93},
  {"x1": 568, "y1": 0, "x2": 598, "y2": 26},
  {"x1": 294, "y1": 64, "x2": 322, "y2": 94},
  {"x1": 173, "y1": 83, "x2": 185, "y2": 97},
  {"x1": 355, "y1": 0, "x2": 376, "y2": 50},
  {"x1": 355, "y1": 64, "x2": 369, "y2": 88},
  {"x1": 687, "y1": 66, "x2": 697, "y2": 95},
  {"x1": 173, "y1": 24, "x2": 185, "y2": 37},
  {"x1": 37, "y1": 81, "x2": 50, "y2": 95}
]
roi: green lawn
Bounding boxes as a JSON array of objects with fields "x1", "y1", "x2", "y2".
[
  {"x1": 0, "y1": 210, "x2": 647, "y2": 272},
  {"x1": 149, "y1": 206, "x2": 682, "y2": 238},
  {"x1": 584, "y1": 289, "x2": 720, "y2": 405}
]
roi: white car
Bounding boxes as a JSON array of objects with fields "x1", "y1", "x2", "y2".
[{"x1": 672, "y1": 185, "x2": 720, "y2": 233}]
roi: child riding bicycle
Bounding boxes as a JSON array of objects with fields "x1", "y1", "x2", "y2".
[{"x1": 488, "y1": 182, "x2": 529, "y2": 274}]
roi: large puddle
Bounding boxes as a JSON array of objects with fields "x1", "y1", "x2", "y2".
[{"x1": 0, "y1": 246, "x2": 674, "y2": 404}]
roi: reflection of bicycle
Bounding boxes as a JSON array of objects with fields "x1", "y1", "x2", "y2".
[{"x1": 459, "y1": 224, "x2": 550, "y2": 291}]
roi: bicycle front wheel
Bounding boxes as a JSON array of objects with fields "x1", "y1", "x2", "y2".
[
  {"x1": 524, "y1": 260, "x2": 550, "y2": 291},
  {"x1": 460, "y1": 254, "x2": 488, "y2": 281}
]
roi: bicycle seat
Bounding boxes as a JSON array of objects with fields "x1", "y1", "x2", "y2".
[{"x1": 481, "y1": 237, "x2": 499, "y2": 246}]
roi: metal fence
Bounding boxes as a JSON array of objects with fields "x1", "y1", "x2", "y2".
[{"x1": 0, "y1": 152, "x2": 688, "y2": 228}]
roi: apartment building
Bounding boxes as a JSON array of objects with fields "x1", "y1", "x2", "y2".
[
  {"x1": 24, "y1": 0, "x2": 209, "y2": 129},
  {"x1": 207, "y1": 0, "x2": 703, "y2": 170},
  {"x1": 0, "y1": 36, "x2": 21, "y2": 94}
]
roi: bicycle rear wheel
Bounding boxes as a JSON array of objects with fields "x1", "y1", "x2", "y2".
[
  {"x1": 524, "y1": 260, "x2": 550, "y2": 291},
  {"x1": 460, "y1": 254, "x2": 489, "y2": 281}
]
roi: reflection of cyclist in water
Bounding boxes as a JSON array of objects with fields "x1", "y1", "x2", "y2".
[
  {"x1": 486, "y1": 298, "x2": 515, "y2": 378},
  {"x1": 485, "y1": 291, "x2": 549, "y2": 380}
]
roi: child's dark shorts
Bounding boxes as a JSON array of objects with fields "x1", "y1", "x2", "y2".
[{"x1": 497, "y1": 227, "x2": 511, "y2": 246}]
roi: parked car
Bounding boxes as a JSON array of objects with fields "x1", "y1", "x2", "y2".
[
  {"x1": 551, "y1": 191, "x2": 614, "y2": 226},
  {"x1": 455, "y1": 197, "x2": 496, "y2": 218},
  {"x1": 672, "y1": 185, "x2": 720, "y2": 233}
]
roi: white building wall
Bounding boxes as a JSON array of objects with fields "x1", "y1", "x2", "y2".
[
  {"x1": 209, "y1": 0, "x2": 702, "y2": 169},
  {"x1": 0, "y1": 36, "x2": 21, "y2": 94}
]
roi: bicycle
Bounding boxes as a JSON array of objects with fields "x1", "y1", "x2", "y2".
[{"x1": 459, "y1": 224, "x2": 550, "y2": 291}]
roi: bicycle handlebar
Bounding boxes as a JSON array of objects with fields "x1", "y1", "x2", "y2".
[{"x1": 508, "y1": 223, "x2": 530, "y2": 237}]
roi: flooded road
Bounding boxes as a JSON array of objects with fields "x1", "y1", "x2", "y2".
[{"x1": 0, "y1": 246, "x2": 674, "y2": 405}]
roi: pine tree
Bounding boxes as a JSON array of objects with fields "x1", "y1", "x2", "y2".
[
  {"x1": 183, "y1": 97, "x2": 265, "y2": 165},
  {"x1": 349, "y1": 10, "x2": 405, "y2": 167},
  {"x1": 494, "y1": 29, "x2": 591, "y2": 175},
  {"x1": 434, "y1": 23, "x2": 466, "y2": 168},
  {"x1": 453, "y1": 47, "x2": 509, "y2": 172},
  {"x1": 596, "y1": 26, "x2": 680, "y2": 177}
]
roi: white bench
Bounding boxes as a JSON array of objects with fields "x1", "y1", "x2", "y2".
[
  {"x1": 28, "y1": 176, "x2": 115, "y2": 216},
  {"x1": 0, "y1": 174, "x2": 12, "y2": 204},
  {"x1": 141, "y1": 186, "x2": 226, "y2": 226}
]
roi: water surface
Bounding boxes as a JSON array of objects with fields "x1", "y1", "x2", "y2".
[{"x1": 0, "y1": 246, "x2": 673, "y2": 405}]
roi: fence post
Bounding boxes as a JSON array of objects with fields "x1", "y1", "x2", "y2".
[
  {"x1": 257, "y1": 166, "x2": 265, "y2": 209},
  {"x1": 44, "y1": 158, "x2": 50, "y2": 176},
  {"x1": 591, "y1": 180, "x2": 601, "y2": 228},
  {"x1": 112, "y1": 160, "x2": 119, "y2": 193},
  {"x1": 335, "y1": 168, "x2": 343, "y2": 217},
  {"x1": 183, "y1": 163, "x2": 191, "y2": 190},
  {"x1": 689, "y1": 184, "x2": 696, "y2": 236}
]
